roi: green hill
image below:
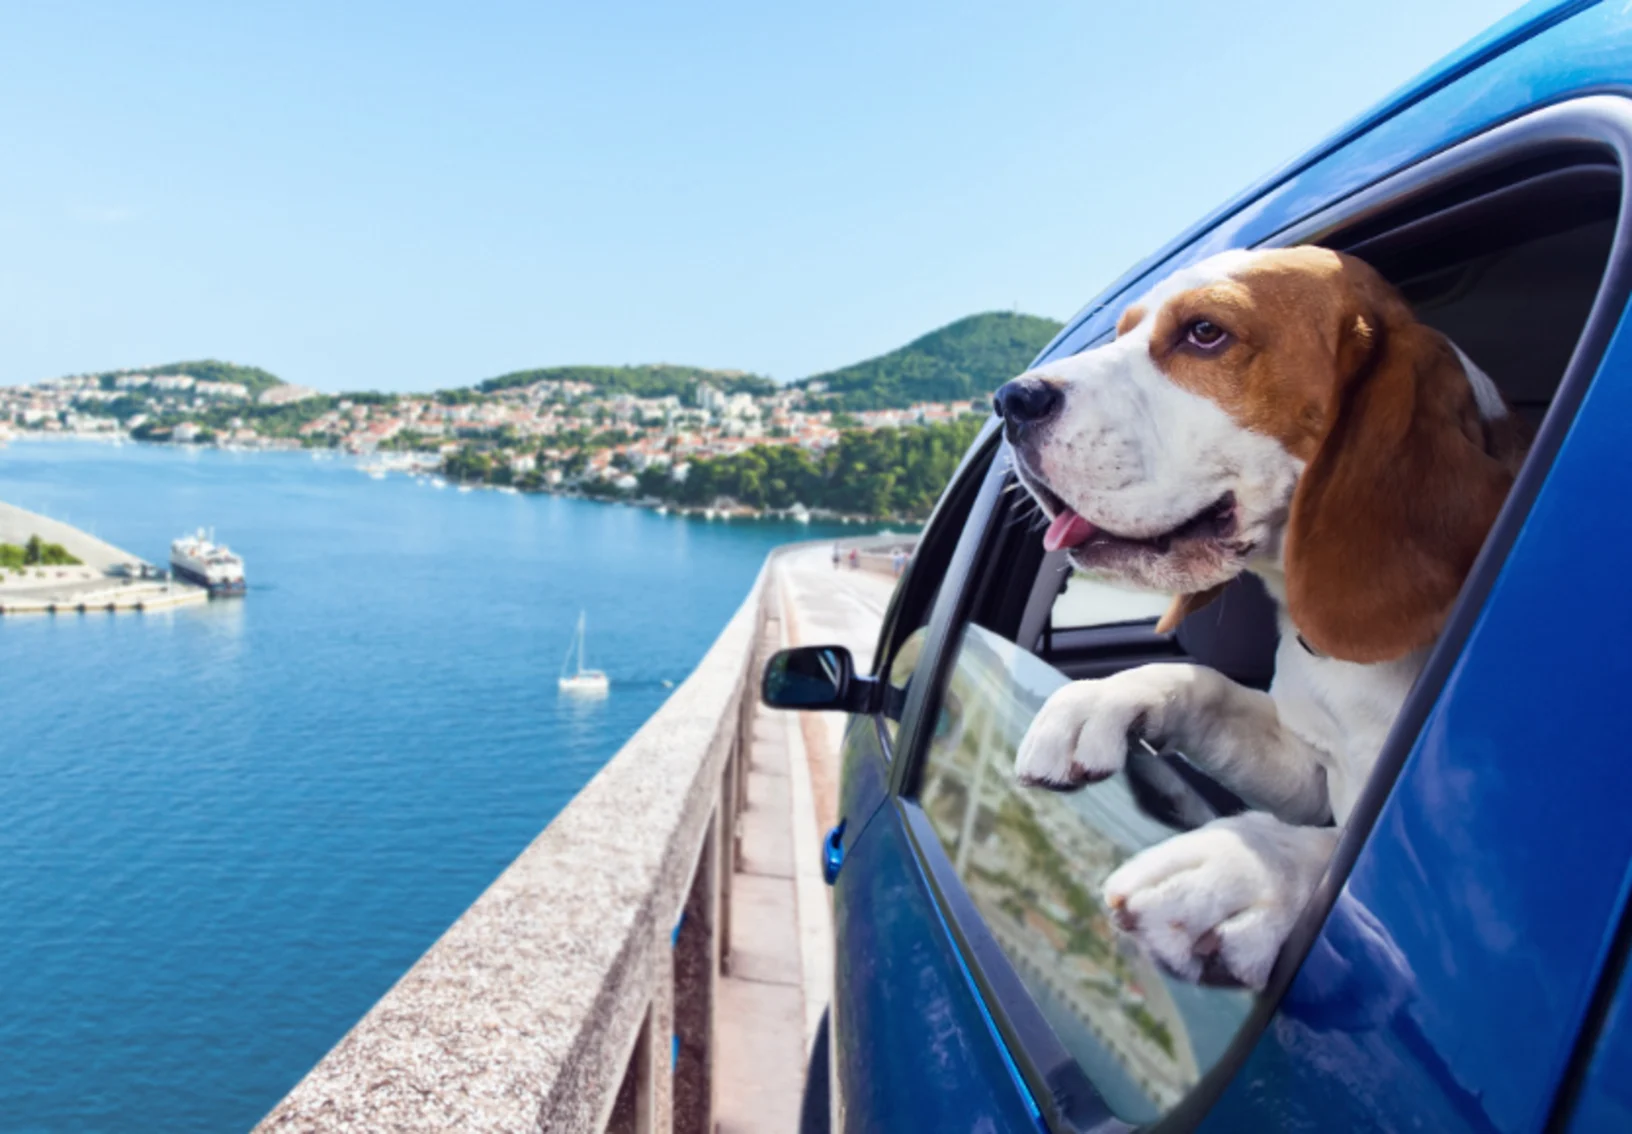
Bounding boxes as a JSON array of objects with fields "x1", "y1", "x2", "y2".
[
  {"x1": 93, "y1": 360, "x2": 284, "y2": 398},
  {"x1": 477, "y1": 364, "x2": 775, "y2": 400},
  {"x1": 791, "y1": 311, "x2": 1062, "y2": 411},
  {"x1": 65, "y1": 309, "x2": 1061, "y2": 410}
]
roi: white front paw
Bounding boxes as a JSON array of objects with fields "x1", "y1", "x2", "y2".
[
  {"x1": 1014, "y1": 669, "x2": 1165, "y2": 790},
  {"x1": 1102, "y1": 813, "x2": 1333, "y2": 990}
]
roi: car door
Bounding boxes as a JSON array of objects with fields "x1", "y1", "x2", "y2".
[
  {"x1": 829, "y1": 425, "x2": 1053, "y2": 1133},
  {"x1": 844, "y1": 93, "x2": 1632, "y2": 1134}
]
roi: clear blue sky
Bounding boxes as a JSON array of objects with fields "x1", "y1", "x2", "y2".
[{"x1": 0, "y1": 0, "x2": 1523, "y2": 393}]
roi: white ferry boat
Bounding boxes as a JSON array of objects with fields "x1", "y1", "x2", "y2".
[{"x1": 170, "y1": 529, "x2": 246, "y2": 595}]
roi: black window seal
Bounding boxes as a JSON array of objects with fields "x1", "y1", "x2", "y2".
[
  {"x1": 873, "y1": 424, "x2": 1002, "y2": 766},
  {"x1": 1044, "y1": 622, "x2": 1176, "y2": 655},
  {"x1": 887, "y1": 445, "x2": 1014, "y2": 798},
  {"x1": 888, "y1": 93, "x2": 1632, "y2": 1134},
  {"x1": 1544, "y1": 875, "x2": 1632, "y2": 1129}
]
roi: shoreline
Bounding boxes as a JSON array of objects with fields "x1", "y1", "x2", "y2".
[
  {"x1": 5, "y1": 433, "x2": 926, "y2": 528},
  {"x1": 0, "y1": 497, "x2": 209, "y2": 615}
]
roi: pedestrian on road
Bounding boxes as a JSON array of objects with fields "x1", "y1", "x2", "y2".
[
  {"x1": 849, "y1": 548, "x2": 860, "y2": 571},
  {"x1": 832, "y1": 543, "x2": 842, "y2": 570},
  {"x1": 892, "y1": 548, "x2": 905, "y2": 578}
]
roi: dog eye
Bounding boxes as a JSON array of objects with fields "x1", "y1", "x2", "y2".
[{"x1": 1185, "y1": 320, "x2": 1228, "y2": 350}]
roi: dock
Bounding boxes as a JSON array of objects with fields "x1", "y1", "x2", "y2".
[{"x1": 0, "y1": 500, "x2": 208, "y2": 615}]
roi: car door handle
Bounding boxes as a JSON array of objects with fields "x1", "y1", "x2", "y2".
[{"x1": 822, "y1": 819, "x2": 848, "y2": 885}]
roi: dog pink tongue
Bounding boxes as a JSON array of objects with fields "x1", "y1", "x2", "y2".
[{"x1": 1043, "y1": 509, "x2": 1097, "y2": 552}]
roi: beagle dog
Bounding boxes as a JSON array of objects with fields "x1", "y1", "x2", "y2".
[{"x1": 998, "y1": 246, "x2": 1523, "y2": 990}]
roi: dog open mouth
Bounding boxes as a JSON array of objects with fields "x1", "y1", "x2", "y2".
[
  {"x1": 1021, "y1": 465, "x2": 1239, "y2": 567},
  {"x1": 1043, "y1": 491, "x2": 1237, "y2": 554}
]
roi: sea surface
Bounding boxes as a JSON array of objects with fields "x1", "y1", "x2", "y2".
[{"x1": 0, "y1": 440, "x2": 877, "y2": 1133}]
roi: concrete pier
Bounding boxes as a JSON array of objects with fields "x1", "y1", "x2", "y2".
[{"x1": 0, "y1": 500, "x2": 207, "y2": 614}]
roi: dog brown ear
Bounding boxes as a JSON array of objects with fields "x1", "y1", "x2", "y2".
[
  {"x1": 1285, "y1": 288, "x2": 1514, "y2": 663},
  {"x1": 1156, "y1": 584, "x2": 1228, "y2": 633}
]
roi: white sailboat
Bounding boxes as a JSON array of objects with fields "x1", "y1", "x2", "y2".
[{"x1": 558, "y1": 611, "x2": 610, "y2": 696}]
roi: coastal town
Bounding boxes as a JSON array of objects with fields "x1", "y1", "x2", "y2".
[
  {"x1": 0, "y1": 369, "x2": 973, "y2": 453},
  {"x1": 0, "y1": 312, "x2": 1056, "y2": 520},
  {"x1": 0, "y1": 367, "x2": 980, "y2": 511},
  {"x1": 0, "y1": 364, "x2": 983, "y2": 518}
]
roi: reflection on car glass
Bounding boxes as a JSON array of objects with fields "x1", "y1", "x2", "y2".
[
  {"x1": 882, "y1": 627, "x2": 930, "y2": 735},
  {"x1": 917, "y1": 623, "x2": 1250, "y2": 1123}
]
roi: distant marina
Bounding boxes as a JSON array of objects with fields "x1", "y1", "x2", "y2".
[{"x1": 348, "y1": 444, "x2": 867, "y2": 522}]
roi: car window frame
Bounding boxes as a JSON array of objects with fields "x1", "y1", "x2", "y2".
[
  {"x1": 881, "y1": 441, "x2": 1012, "y2": 776},
  {"x1": 882, "y1": 94, "x2": 1632, "y2": 1133}
]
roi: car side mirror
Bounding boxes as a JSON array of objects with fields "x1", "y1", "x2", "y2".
[{"x1": 761, "y1": 645, "x2": 878, "y2": 713}]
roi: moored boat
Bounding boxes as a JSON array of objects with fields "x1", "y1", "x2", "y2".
[{"x1": 170, "y1": 529, "x2": 246, "y2": 596}]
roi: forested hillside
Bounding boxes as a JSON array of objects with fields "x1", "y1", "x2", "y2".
[
  {"x1": 638, "y1": 415, "x2": 986, "y2": 520},
  {"x1": 791, "y1": 311, "x2": 1062, "y2": 411},
  {"x1": 91, "y1": 360, "x2": 285, "y2": 398}
]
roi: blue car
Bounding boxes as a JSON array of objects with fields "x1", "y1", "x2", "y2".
[{"x1": 762, "y1": 3, "x2": 1632, "y2": 1130}]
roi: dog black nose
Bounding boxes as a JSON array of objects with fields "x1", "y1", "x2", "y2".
[{"x1": 992, "y1": 378, "x2": 1061, "y2": 426}]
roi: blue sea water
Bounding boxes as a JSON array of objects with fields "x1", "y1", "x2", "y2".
[{"x1": 0, "y1": 440, "x2": 873, "y2": 1133}]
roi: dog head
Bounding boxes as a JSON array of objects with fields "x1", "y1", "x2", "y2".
[{"x1": 998, "y1": 246, "x2": 1516, "y2": 663}]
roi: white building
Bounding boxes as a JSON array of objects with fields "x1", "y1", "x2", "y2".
[
  {"x1": 195, "y1": 381, "x2": 250, "y2": 399},
  {"x1": 695, "y1": 382, "x2": 727, "y2": 413},
  {"x1": 258, "y1": 384, "x2": 321, "y2": 406}
]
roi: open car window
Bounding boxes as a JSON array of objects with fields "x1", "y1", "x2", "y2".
[
  {"x1": 906, "y1": 99, "x2": 1632, "y2": 1132},
  {"x1": 1050, "y1": 572, "x2": 1169, "y2": 631},
  {"x1": 916, "y1": 621, "x2": 1251, "y2": 1123}
]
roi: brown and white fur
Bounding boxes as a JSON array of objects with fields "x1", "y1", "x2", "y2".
[{"x1": 1001, "y1": 246, "x2": 1522, "y2": 989}]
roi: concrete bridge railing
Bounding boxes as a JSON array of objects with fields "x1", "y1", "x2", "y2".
[{"x1": 256, "y1": 563, "x2": 773, "y2": 1133}]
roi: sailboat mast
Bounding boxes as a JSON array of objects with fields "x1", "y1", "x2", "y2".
[{"x1": 578, "y1": 611, "x2": 587, "y2": 675}]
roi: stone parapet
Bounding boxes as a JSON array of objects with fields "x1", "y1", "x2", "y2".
[{"x1": 255, "y1": 563, "x2": 772, "y2": 1133}]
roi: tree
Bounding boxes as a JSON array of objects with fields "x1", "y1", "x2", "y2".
[{"x1": 637, "y1": 415, "x2": 983, "y2": 520}]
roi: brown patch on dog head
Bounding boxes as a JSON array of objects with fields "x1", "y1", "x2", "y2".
[
  {"x1": 1282, "y1": 258, "x2": 1514, "y2": 662},
  {"x1": 1146, "y1": 247, "x2": 1369, "y2": 459},
  {"x1": 1137, "y1": 248, "x2": 1512, "y2": 660},
  {"x1": 1116, "y1": 304, "x2": 1147, "y2": 337}
]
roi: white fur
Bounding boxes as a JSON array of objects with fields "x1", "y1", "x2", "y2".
[
  {"x1": 1012, "y1": 249, "x2": 1500, "y2": 989},
  {"x1": 1016, "y1": 254, "x2": 1304, "y2": 597},
  {"x1": 1454, "y1": 343, "x2": 1507, "y2": 421},
  {"x1": 1102, "y1": 813, "x2": 1338, "y2": 989}
]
